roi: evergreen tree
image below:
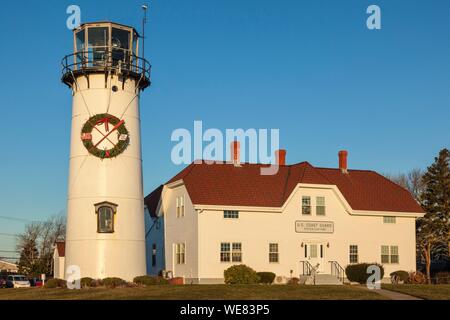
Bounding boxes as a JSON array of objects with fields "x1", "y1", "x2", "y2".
[
  {"x1": 17, "y1": 238, "x2": 41, "y2": 276},
  {"x1": 418, "y1": 148, "x2": 450, "y2": 283}
]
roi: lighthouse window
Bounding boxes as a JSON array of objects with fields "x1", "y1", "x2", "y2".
[
  {"x1": 88, "y1": 27, "x2": 109, "y2": 48},
  {"x1": 97, "y1": 206, "x2": 114, "y2": 233},
  {"x1": 112, "y1": 28, "x2": 131, "y2": 66},
  {"x1": 112, "y1": 28, "x2": 130, "y2": 50},
  {"x1": 87, "y1": 27, "x2": 109, "y2": 66},
  {"x1": 75, "y1": 30, "x2": 85, "y2": 67}
]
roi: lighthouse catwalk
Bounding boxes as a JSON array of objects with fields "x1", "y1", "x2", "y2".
[{"x1": 61, "y1": 22, "x2": 151, "y2": 281}]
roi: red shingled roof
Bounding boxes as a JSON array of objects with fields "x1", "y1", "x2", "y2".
[
  {"x1": 55, "y1": 241, "x2": 65, "y2": 257},
  {"x1": 145, "y1": 162, "x2": 424, "y2": 216}
]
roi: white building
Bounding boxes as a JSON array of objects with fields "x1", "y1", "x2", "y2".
[
  {"x1": 0, "y1": 260, "x2": 18, "y2": 273},
  {"x1": 145, "y1": 148, "x2": 424, "y2": 284},
  {"x1": 53, "y1": 241, "x2": 66, "y2": 280}
]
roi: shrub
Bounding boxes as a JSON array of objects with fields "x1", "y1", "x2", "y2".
[
  {"x1": 390, "y1": 270, "x2": 409, "y2": 284},
  {"x1": 434, "y1": 272, "x2": 450, "y2": 284},
  {"x1": 345, "y1": 263, "x2": 384, "y2": 284},
  {"x1": 287, "y1": 277, "x2": 300, "y2": 285},
  {"x1": 408, "y1": 271, "x2": 427, "y2": 284},
  {"x1": 45, "y1": 278, "x2": 67, "y2": 289},
  {"x1": 80, "y1": 277, "x2": 95, "y2": 288},
  {"x1": 257, "y1": 272, "x2": 276, "y2": 284},
  {"x1": 133, "y1": 275, "x2": 169, "y2": 286},
  {"x1": 102, "y1": 277, "x2": 127, "y2": 288},
  {"x1": 224, "y1": 265, "x2": 260, "y2": 284}
]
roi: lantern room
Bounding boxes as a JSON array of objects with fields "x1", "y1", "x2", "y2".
[{"x1": 62, "y1": 22, "x2": 151, "y2": 90}]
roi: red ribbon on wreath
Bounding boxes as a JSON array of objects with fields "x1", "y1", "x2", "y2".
[{"x1": 95, "y1": 117, "x2": 111, "y2": 132}]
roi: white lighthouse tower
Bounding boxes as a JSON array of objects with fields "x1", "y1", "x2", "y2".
[{"x1": 61, "y1": 22, "x2": 150, "y2": 281}]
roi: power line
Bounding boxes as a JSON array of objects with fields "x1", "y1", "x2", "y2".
[
  {"x1": 0, "y1": 215, "x2": 43, "y2": 223},
  {"x1": 0, "y1": 233, "x2": 18, "y2": 238}
]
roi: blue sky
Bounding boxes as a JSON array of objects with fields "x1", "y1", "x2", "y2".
[{"x1": 0, "y1": 0, "x2": 449, "y2": 253}]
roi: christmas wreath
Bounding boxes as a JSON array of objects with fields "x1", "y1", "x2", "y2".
[{"x1": 80, "y1": 113, "x2": 130, "y2": 159}]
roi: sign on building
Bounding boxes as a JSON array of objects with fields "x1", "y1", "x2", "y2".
[{"x1": 295, "y1": 221, "x2": 334, "y2": 234}]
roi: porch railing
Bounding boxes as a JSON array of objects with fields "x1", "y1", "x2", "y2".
[{"x1": 329, "y1": 260, "x2": 345, "y2": 283}]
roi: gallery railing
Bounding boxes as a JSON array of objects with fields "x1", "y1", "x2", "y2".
[{"x1": 61, "y1": 47, "x2": 151, "y2": 89}]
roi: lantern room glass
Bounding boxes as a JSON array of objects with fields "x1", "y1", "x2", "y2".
[
  {"x1": 111, "y1": 27, "x2": 131, "y2": 67},
  {"x1": 72, "y1": 23, "x2": 138, "y2": 70},
  {"x1": 87, "y1": 27, "x2": 109, "y2": 67}
]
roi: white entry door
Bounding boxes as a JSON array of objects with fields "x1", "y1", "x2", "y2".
[{"x1": 304, "y1": 243, "x2": 325, "y2": 273}]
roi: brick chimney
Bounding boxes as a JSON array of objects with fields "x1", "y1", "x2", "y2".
[
  {"x1": 231, "y1": 141, "x2": 241, "y2": 166},
  {"x1": 339, "y1": 150, "x2": 348, "y2": 174},
  {"x1": 275, "y1": 149, "x2": 287, "y2": 166}
]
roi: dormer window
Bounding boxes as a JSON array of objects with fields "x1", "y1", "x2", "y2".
[
  {"x1": 176, "y1": 196, "x2": 185, "y2": 218},
  {"x1": 302, "y1": 196, "x2": 311, "y2": 215},
  {"x1": 316, "y1": 197, "x2": 326, "y2": 215},
  {"x1": 94, "y1": 201, "x2": 118, "y2": 233}
]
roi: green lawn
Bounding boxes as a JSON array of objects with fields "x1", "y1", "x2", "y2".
[
  {"x1": 383, "y1": 284, "x2": 450, "y2": 300},
  {"x1": 0, "y1": 285, "x2": 386, "y2": 300}
]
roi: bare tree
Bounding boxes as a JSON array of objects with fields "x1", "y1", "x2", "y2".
[
  {"x1": 16, "y1": 215, "x2": 66, "y2": 276},
  {"x1": 384, "y1": 168, "x2": 424, "y2": 201}
]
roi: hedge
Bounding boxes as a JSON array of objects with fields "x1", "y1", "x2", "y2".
[
  {"x1": 345, "y1": 263, "x2": 384, "y2": 284},
  {"x1": 224, "y1": 265, "x2": 260, "y2": 285},
  {"x1": 390, "y1": 270, "x2": 409, "y2": 283},
  {"x1": 101, "y1": 277, "x2": 127, "y2": 288},
  {"x1": 133, "y1": 275, "x2": 169, "y2": 286},
  {"x1": 45, "y1": 278, "x2": 67, "y2": 289},
  {"x1": 257, "y1": 272, "x2": 276, "y2": 284}
]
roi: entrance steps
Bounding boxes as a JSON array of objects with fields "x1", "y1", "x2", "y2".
[{"x1": 305, "y1": 274, "x2": 343, "y2": 285}]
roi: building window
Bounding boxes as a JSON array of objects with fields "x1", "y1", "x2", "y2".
[
  {"x1": 383, "y1": 216, "x2": 396, "y2": 224},
  {"x1": 94, "y1": 201, "x2": 117, "y2": 233},
  {"x1": 224, "y1": 210, "x2": 239, "y2": 219},
  {"x1": 316, "y1": 197, "x2": 326, "y2": 215},
  {"x1": 349, "y1": 245, "x2": 358, "y2": 263},
  {"x1": 176, "y1": 243, "x2": 185, "y2": 264},
  {"x1": 269, "y1": 243, "x2": 279, "y2": 263},
  {"x1": 221, "y1": 242, "x2": 242, "y2": 262},
  {"x1": 220, "y1": 243, "x2": 231, "y2": 262},
  {"x1": 390, "y1": 246, "x2": 399, "y2": 264},
  {"x1": 381, "y1": 245, "x2": 390, "y2": 263},
  {"x1": 176, "y1": 196, "x2": 185, "y2": 218},
  {"x1": 381, "y1": 245, "x2": 399, "y2": 264},
  {"x1": 232, "y1": 243, "x2": 242, "y2": 262},
  {"x1": 302, "y1": 196, "x2": 311, "y2": 215},
  {"x1": 152, "y1": 244, "x2": 157, "y2": 267}
]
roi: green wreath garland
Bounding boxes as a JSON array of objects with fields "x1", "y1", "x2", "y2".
[{"x1": 81, "y1": 113, "x2": 130, "y2": 159}]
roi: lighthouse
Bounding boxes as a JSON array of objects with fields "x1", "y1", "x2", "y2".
[{"x1": 61, "y1": 22, "x2": 150, "y2": 281}]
